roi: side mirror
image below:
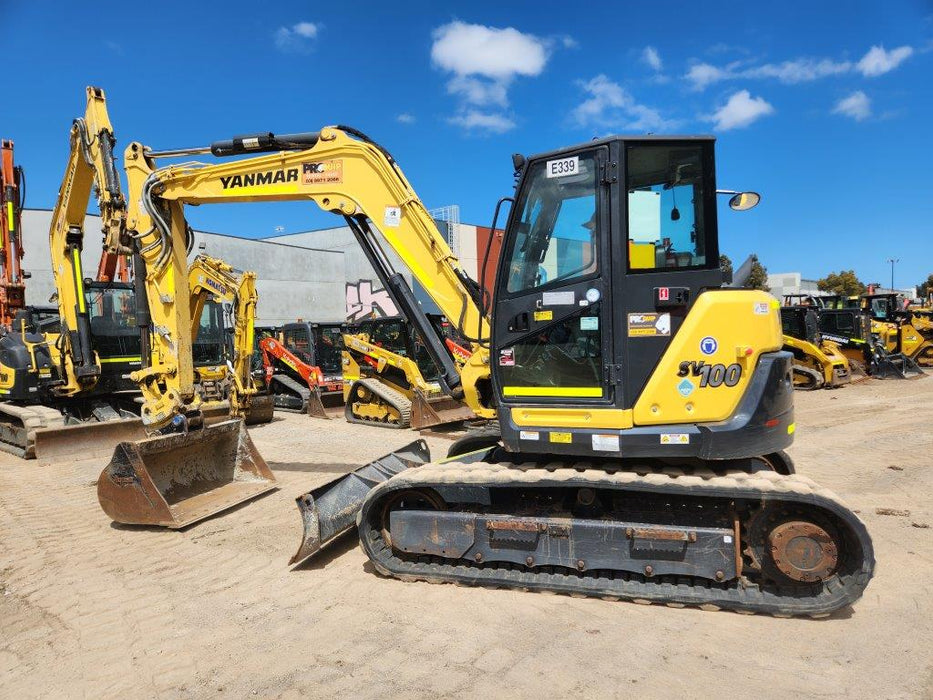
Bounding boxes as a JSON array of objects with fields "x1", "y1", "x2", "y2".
[{"x1": 728, "y1": 191, "x2": 761, "y2": 211}]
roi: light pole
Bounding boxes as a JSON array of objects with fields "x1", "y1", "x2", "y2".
[{"x1": 887, "y1": 257, "x2": 899, "y2": 292}]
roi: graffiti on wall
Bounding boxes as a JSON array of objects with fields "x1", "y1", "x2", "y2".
[{"x1": 346, "y1": 279, "x2": 398, "y2": 321}]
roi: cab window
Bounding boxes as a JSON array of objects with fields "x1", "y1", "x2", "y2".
[
  {"x1": 626, "y1": 144, "x2": 711, "y2": 270},
  {"x1": 506, "y1": 153, "x2": 599, "y2": 293}
]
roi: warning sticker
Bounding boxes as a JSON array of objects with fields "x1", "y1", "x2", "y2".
[
  {"x1": 533, "y1": 310, "x2": 553, "y2": 322},
  {"x1": 660, "y1": 433, "x2": 690, "y2": 445},
  {"x1": 542, "y1": 290, "x2": 575, "y2": 306},
  {"x1": 628, "y1": 312, "x2": 671, "y2": 337},
  {"x1": 519, "y1": 430, "x2": 540, "y2": 441},
  {"x1": 592, "y1": 434, "x2": 620, "y2": 452},
  {"x1": 498, "y1": 348, "x2": 515, "y2": 366},
  {"x1": 383, "y1": 206, "x2": 401, "y2": 228},
  {"x1": 301, "y1": 160, "x2": 343, "y2": 184},
  {"x1": 549, "y1": 432, "x2": 572, "y2": 444}
]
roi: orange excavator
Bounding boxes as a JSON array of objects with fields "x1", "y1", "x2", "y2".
[{"x1": 0, "y1": 140, "x2": 28, "y2": 328}]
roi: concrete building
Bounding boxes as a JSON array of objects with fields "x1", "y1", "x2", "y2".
[{"x1": 766, "y1": 272, "x2": 824, "y2": 301}]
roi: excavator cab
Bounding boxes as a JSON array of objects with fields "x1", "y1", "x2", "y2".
[{"x1": 84, "y1": 281, "x2": 142, "y2": 396}]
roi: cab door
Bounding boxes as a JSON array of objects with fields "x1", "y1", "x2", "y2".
[{"x1": 492, "y1": 146, "x2": 614, "y2": 406}]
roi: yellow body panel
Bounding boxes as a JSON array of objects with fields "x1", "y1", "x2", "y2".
[
  {"x1": 511, "y1": 407, "x2": 634, "y2": 429},
  {"x1": 632, "y1": 290, "x2": 782, "y2": 425}
]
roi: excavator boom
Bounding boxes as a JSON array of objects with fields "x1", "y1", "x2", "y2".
[{"x1": 0, "y1": 139, "x2": 27, "y2": 327}]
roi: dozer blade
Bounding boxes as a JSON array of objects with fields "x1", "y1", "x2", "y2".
[
  {"x1": 35, "y1": 418, "x2": 147, "y2": 465},
  {"x1": 410, "y1": 390, "x2": 476, "y2": 430},
  {"x1": 289, "y1": 439, "x2": 430, "y2": 567},
  {"x1": 97, "y1": 419, "x2": 276, "y2": 529}
]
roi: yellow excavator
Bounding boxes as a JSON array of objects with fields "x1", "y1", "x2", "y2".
[
  {"x1": 0, "y1": 88, "x2": 273, "y2": 460},
  {"x1": 98, "y1": 121, "x2": 872, "y2": 615},
  {"x1": 187, "y1": 254, "x2": 275, "y2": 424},
  {"x1": 342, "y1": 315, "x2": 476, "y2": 429}
]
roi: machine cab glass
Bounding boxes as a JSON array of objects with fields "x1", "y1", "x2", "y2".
[{"x1": 626, "y1": 144, "x2": 713, "y2": 271}]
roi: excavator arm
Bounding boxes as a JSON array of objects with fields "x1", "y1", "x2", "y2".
[
  {"x1": 124, "y1": 127, "x2": 494, "y2": 421},
  {"x1": 187, "y1": 254, "x2": 260, "y2": 418},
  {"x1": 48, "y1": 86, "x2": 131, "y2": 396}
]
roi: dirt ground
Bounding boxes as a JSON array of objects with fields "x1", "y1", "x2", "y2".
[{"x1": 1, "y1": 377, "x2": 932, "y2": 699}]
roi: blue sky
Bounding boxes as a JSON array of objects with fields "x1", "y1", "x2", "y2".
[{"x1": 2, "y1": 1, "x2": 932, "y2": 288}]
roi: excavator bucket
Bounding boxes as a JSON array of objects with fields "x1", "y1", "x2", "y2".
[
  {"x1": 410, "y1": 390, "x2": 476, "y2": 430},
  {"x1": 97, "y1": 419, "x2": 275, "y2": 528},
  {"x1": 34, "y1": 418, "x2": 147, "y2": 465},
  {"x1": 245, "y1": 393, "x2": 276, "y2": 425},
  {"x1": 289, "y1": 439, "x2": 429, "y2": 567}
]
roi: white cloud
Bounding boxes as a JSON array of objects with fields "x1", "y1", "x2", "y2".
[
  {"x1": 856, "y1": 45, "x2": 913, "y2": 77},
  {"x1": 686, "y1": 57, "x2": 849, "y2": 89},
  {"x1": 447, "y1": 75, "x2": 509, "y2": 107},
  {"x1": 746, "y1": 58, "x2": 851, "y2": 83},
  {"x1": 274, "y1": 21, "x2": 319, "y2": 53},
  {"x1": 447, "y1": 110, "x2": 516, "y2": 134},
  {"x1": 431, "y1": 21, "x2": 550, "y2": 133},
  {"x1": 571, "y1": 75, "x2": 678, "y2": 132},
  {"x1": 685, "y1": 62, "x2": 735, "y2": 90},
  {"x1": 641, "y1": 46, "x2": 663, "y2": 72},
  {"x1": 686, "y1": 44, "x2": 914, "y2": 90},
  {"x1": 431, "y1": 21, "x2": 548, "y2": 79},
  {"x1": 396, "y1": 113, "x2": 416, "y2": 124},
  {"x1": 832, "y1": 91, "x2": 871, "y2": 121},
  {"x1": 708, "y1": 90, "x2": 774, "y2": 130},
  {"x1": 560, "y1": 36, "x2": 579, "y2": 49}
]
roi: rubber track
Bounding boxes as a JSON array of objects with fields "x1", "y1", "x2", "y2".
[
  {"x1": 791, "y1": 364, "x2": 823, "y2": 390},
  {"x1": 0, "y1": 404, "x2": 67, "y2": 459},
  {"x1": 345, "y1": 378, "x2": 412, "y2": 429},
  {"x1": 359, "y1": 461, "x2": 874, "y2": 617},
  {"x1": 270, "y1": 374, "x2": 312, "y2": 412}
]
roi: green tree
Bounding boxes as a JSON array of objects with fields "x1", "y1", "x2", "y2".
[
  {"x1": 918, "y1": 274, "x2": 933, "y2": 299},
  {"x1": 817, "y1": 270, "x2": 866, "y2": 296},
  {"x1": 744, "y1": 255, "x2": 770, "y2": 292},
  {"x1": 719, "y1": 254, "x2": 733, "y2": 280}
]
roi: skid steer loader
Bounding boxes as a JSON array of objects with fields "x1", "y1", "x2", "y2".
[
  {"x1": 779, "y1": 305, "x2": 851, "y2": 389},
  {"x1": 342, "y1": 315, "x2": 476, "y2": 430}
]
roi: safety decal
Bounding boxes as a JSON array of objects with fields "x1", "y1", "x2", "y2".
[
  {"x1": 549, "y1": 432, "x2": 572, "y2": 443},
  {"x1": 383, "y1": 206, "x2": 401, "y2": 228},
  {"x1": 628, "y1": 312, "x2": 671, "y2": 337},
  {"x1": 580, "y1": 316, "x2": 598, "y2": 331},
  {"x1": 678, "y1": 361, "x2": 742, "y2": 388},
  {"x1": 592, "y1": 434, "x2": 620, "y2": 452},
  {"x1": 541, "y1": 290, "x2": 575, "y2": 306},
  {"x1": 699, "y1": 336, "x2": 718, "y2": 355},
  {"x1": 660, "y1": 433, "x2": 690, "y2": 445},
  {"x1": 301, "y1": 159, "x2": 343, "y2": 184},
  {"x1": 519, "y1": 430, "x2": 540, "y2": 441},
  {"x1": 498, "y1": 348, "x2": 515, "y2": 366},
  {"x1": 754, "y1": 302, "x2": 770, "y2": 315},
  {"x1": 533, "y1": 310, "x2": 553, "y2": 322},
  {"x1": 677, "y1": 378, "x2": 695, "y2": 397}
]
